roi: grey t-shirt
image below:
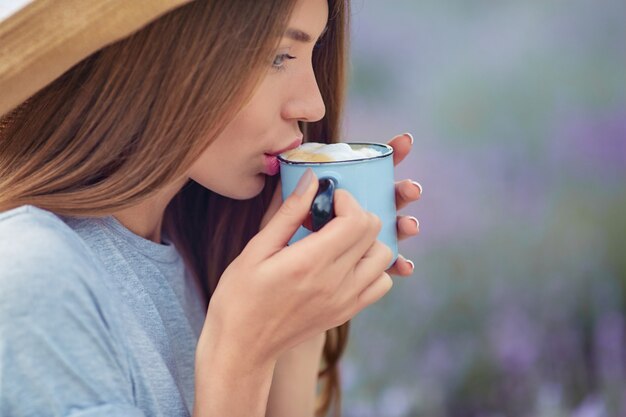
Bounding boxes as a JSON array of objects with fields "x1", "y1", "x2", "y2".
[{"x1": 0, "y1": 205, "x2": 207, "y2": 417}]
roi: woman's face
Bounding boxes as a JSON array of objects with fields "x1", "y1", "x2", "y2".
[{"x1": 187, "y1": 0, "x2": 329, "y2": 199}]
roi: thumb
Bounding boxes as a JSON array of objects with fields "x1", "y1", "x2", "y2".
[{"x1": 251, "y1": 168, "x2": 318, "y2": 257}]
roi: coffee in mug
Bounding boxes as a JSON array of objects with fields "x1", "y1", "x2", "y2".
[
  {"x1": 278, "y1": 142, "x2": 397, "y2": 268},
  {"x1": 281, "y1": 142, "x2": 383, "y2": 163}
]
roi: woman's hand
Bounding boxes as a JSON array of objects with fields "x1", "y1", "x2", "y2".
[
  {"x1": 385, "y1": 133, "x2": 422, "y2": 276},
  {"x1": 260, "y1": 134, "x2": 422, "y2": 277},
  {"x1": 200, "y1": 169, "x2": 393, "y2": 368}
]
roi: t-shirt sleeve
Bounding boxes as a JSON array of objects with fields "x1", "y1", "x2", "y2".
[{"x1": 0, "y1": 211, "x2": 145, "y2": 417}]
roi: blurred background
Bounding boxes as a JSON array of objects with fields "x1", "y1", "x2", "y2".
[{"x1": 341, "y1": 0, "x2": 626, "y2": 416}]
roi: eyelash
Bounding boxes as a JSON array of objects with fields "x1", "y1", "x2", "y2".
[{"x1": 272, "y1": 53, "x2": 296, "y2": 71}]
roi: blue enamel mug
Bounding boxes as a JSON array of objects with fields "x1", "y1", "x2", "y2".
[{"x1": 278, "y1": 142, "x2": 397, "y2": 268}]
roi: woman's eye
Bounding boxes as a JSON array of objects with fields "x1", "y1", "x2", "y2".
[{"x1": 272, "y1": 53, "x2": 296, "y2": 70}]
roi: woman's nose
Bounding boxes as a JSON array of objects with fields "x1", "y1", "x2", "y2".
[{"x1": 283, "y1": 70, "x2": 326, "y2": 123}]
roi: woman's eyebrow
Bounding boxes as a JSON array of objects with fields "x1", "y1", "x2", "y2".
[{"x1": 285, "y1": 26, "x2": 328, "y2": 43}]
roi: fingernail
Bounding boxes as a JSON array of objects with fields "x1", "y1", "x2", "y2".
[
  {"x1": 404, "y1": 132, "x2": 414, "y2": 145},
  {"x1": 407, "y1": 216, "x2": 419, "y2": 231},
  {"x1": 411, "y1": 181, "x2": 423, "y2": 195},
  {"x1": 294, "y1": 168, "x2": 313, "y2": 196},
  {"x1": 407, "y1": 259, "x2": 415, "y2": 270},
  {"x1": 400, "y1": 254, "x2": 415, "y2": 271}
]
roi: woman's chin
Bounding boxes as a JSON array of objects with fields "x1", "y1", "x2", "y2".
[{"x1": 210, "y1": 175, "x2": 267, "y2": 200}]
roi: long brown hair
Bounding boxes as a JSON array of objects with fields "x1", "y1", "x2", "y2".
[{"x1": 0, "y1": 0, "x2": 350, "y2": 415}]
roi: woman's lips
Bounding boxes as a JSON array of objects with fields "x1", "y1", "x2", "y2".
[
  {"x1": 263, "y1": 137, "x2": 302, "y2": 176},
  {"x1": 268, "y1": 138, "x2": 303, "y2": 156},
  {"x1": 263, "y1": 154, "x2": 280, "y2": 176}
]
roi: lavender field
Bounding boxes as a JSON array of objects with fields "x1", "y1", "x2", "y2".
[{"x1": 340, "y1": 0, "x2": 626, "y2": 416}]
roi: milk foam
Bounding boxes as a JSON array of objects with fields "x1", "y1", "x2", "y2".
[{"x1": 281, "y1": 142, "x2": 382, "y2": 162}]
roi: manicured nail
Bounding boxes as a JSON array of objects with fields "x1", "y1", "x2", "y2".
[
  {"x1": 399, "y1": 254, "x2": 415, "y2": 271},
  {"x1": 411, "y1": 181, "x2": 423, "y2": 195},
  {"x1": 294, "y1": 168, "x2": 313, "y2": 196},
  {"x1": 407, "y1": 216, "x2": 419, "y2": 231},
  {"x1": 406, "y1": 258, "x2": 415, "y2": 270},
  {"x1": 404, "y1": 132, "x2": 414, "y2": 145}
]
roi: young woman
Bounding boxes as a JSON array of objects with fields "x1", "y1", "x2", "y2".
[{"x1": 0, "y1": 0, "x2": 422, "y2": 416}]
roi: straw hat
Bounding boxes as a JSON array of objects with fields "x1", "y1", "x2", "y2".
[{"x1": 0, "y1": 0, "x2": 192, "y2": 118}]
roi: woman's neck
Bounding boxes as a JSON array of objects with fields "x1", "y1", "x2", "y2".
[{"x1": 112, "y1": 176, "x2": 189, "y2": 244}]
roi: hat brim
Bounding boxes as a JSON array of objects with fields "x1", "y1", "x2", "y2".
[{"x1": 0, "y1": 0, "x2": 192, "y2": 116}]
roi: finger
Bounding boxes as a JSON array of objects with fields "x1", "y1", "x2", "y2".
[
  {"x1": 333, "y1": 210, "x2": 382, "y2": 266},
  {"x1": 344, "y1": 240, "x2": 393, "y2": 292},
  {"x1": 397, "y1": 215, "x2": 419, "y2": 241},
  {"x1": 388, "y1": 133, "x2": 413, "y2": 166},
  {"x1": 356, "y1": 272, "x2": 393, "y2": 310},
  {"x1": 252, "y1": 168, "x2": 319, "y2": 258},
  {"x1": 275, "y1": 189, "x2": 373, "y2": 265},
  {"x1": 395, "y1": 179, "x2": 422, "y2": 210},
  {"x1": 385, "y1": 253, "x2": 415, "y2": 277},
  {"x1": 260, "y1": 180, "x2": 283, "y2": 231}
]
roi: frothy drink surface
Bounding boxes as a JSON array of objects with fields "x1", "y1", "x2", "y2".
[{"x1": 281, "y1": 143, "x2": 382, "y2": 162}]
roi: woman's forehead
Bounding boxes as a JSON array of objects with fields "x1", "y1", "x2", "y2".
[{"x1": 284, "y1": 0, "x2": 328, "y2": 42}]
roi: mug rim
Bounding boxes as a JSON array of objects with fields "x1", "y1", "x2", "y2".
[{"x1": 277, "y1": 142, "x2": 394, "y2": 165}]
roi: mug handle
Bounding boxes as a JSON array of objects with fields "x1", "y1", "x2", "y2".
[{"x1": 308, "y1": 177, "x2": 336, "y2": 232}]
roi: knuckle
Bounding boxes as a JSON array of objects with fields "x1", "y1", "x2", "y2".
[
  {"x1": 369, "y1": 212, "x2": 382, "y2": 233},
  {"x1": 372, "y1": 275, "x2": 393, "y2": 301},
  {"x1": 357, "y1": 211, "x2": 369, "y2": 231},
  {"x1": 316, "y1": 278, "x2": 337, "y2": 299},
  {"x1": 289, "y1": 257, "x2": 314, "y2": 278},
  {"x1": 382, "y1": 244, "x2": 394, "y2": 264},
  {"x1": 290, "y1": 264, "x2": 307, "y2": 279},
  {"x1": 383, "y1": 273, "x2": 393, "y2": 293}
]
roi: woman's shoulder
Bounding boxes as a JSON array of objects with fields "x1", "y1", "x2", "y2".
[
  {"x1": 0, "y1": 204, "x2": 97, "y2": 266},
  {"x1": 0, "y1": 204, "x2": 106, "y2": 303},
  {"x1": 0, "y1": 206, "x2": 140, "y2": 415}
]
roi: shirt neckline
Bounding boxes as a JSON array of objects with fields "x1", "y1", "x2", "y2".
[{"x1": 99, "y1": 215, "x2": 181, "y2": 264}]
